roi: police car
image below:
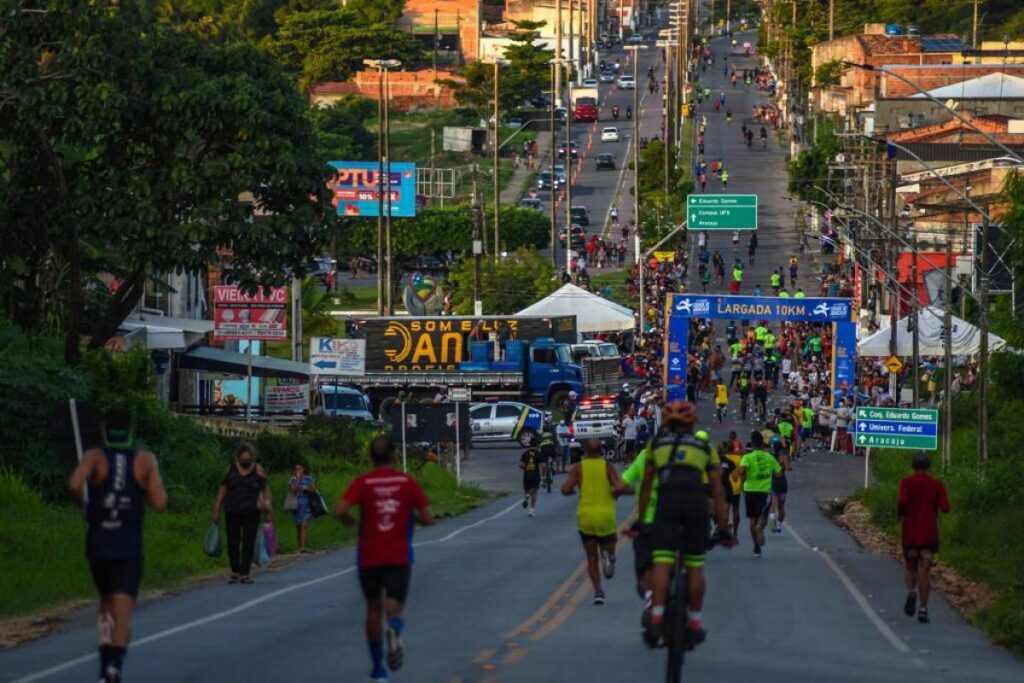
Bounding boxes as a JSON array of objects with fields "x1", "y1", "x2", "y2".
[
  {"x1": 469, "y1": 400, "x2": 546, "y2": 447},
  {"x1": 570, "y1": 395, "x2": 624, "y2": 458}
]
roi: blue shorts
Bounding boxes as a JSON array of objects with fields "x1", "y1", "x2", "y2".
[{"x1": 799, "y1": 426, "x2": 811, "y2": 440}]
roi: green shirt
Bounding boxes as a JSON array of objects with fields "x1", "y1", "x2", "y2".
[
  {"x1": 794, "y1": 291, "x2": 805, "y2": 298},
  {"x1": 778, "y1": 291, "x2": 790, "y2": 298},
  {"x1": 763, "y1": 333, "x2": 775, "y2": 349},
  {"x1": 755, "y1": 326, "x2": 767, "y2": 341},
  {"x1": 740, "y1": 450, "x2": 782, "y2": 493},
  {"x1": 777, "y1": 421, "x2": 794, "y2": 438},
  {"x1": 800, "y1": 407, "x2": 814, "y2": 429},
  {"x1": 622, "y1": 449, "x2": 657, "y2": 524},
  {"x1": 730, "y1": 342, "x2": 744, "y2": 357},
  {"x1": 770, "y1": 274, "x2": 780, "y2": 287},
  {"x1": 809, "y1": 336, "x2": 823, "y2": 352}
]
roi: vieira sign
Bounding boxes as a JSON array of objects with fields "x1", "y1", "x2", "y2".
[{"x1": 664, "y1": 294, "x2": 858, "y2": 406}]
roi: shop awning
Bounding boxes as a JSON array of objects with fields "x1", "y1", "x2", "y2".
[
  {"x1": 180, "y1": 346, "x2": 310, "y2": 380},
  {"x1": 120, "y1": 315, "x2": 214, "y2": 350}
]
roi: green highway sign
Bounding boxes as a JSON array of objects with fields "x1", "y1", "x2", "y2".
[
  {"x1": 854, "y1": 407, "x2": 939, "y2": 450},
  {"x1": 686, "y1": 194, "x2": 758, "y2": 230}
]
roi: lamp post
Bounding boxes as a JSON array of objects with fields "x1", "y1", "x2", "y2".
[
  {"x1": 482, "y1": 58, "x2": 503, "y2": 261},
  {"x1": 625, "y1": 43, "x2": 649, "y2": 335},
  {"x1": 363, "y1": 58, "x2": 402, "y2": 315}
]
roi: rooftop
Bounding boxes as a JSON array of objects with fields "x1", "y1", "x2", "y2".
[{"x1": 908, "y1": 72, "x2": 1024, "y2": 99}]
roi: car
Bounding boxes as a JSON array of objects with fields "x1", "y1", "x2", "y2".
[
  {"x1": 553, "y1": 106, "x2": 568, "y2": 121},
  {"x1": 578, "y1": 340, "x2": 622, "y2": 358},
  {"x1": 530, "y1": 93, "x2": 553, "y2": 107},
  {"x1": 595, "y1": 153, "x2": 616, "y2": 170},
  {"x1": 553, "y1": 165, "x2": 568, "y2": 185},
  {"x1": 557, "y1": 141, "x2": 579, "y2": 159},
  {"x1": 571, "y1": 396, "x2": 624, "y2": 457},
  {"x1": 581, "y1": 78, "x2": 599, "y2": 88},
  {"x1": 598, "y1": 71, "x2": 615, "y2": 83},
  {"x1": 625, "y1": 33, "x2": 645, "y2": 45},
  {"x1": 469, "y1": 401, "x2": 544, "y2": 446},
  {"x1": 617, "y1": 75, "x2": 636, "y2": 89},
  {"x1": 519, "y1": 197, "x2": 542, "y2": 211},
  {"x1": 537, "y1": 170, "x2": 560, "y2": 191},
  {"x1": 559, "y1": 224, "x2": 586, "y2": 248},
  {"x1": 317, "y1": 386, "x2": 374, "y2": 421},
  {"x1": 570, "y1": 205, "x2": 590, "y2": 226},
  {"x1": 601, "y1": 126, "x2": 620, "y2": 142}
]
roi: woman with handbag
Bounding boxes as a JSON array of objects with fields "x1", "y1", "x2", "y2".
[
  {"x1": 286, "y1": 464, "x2": 317, "y2": 553},
  {"x1": 211, "y1": 443, "x2": 271, "y2": 584}
]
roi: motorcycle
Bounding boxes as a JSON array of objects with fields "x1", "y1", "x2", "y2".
[
  {"x1": 612, "y1": 106, "x2": 620, "y2": 120},
  {"x1": 626, "y1": 107, "x2": 633, "y2": 120}
]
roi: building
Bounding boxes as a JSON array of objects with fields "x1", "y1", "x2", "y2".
[
  {"x1": 399, "y1": 0, "x2": 483, "y2": 64},
  {"x1": 956, "y1": 40, "x2": 1024, "y2": 65},
  {"x1": 308, "y1": 69, "x2": 463, "y2": 111}
]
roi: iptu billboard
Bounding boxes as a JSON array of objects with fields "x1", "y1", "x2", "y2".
[{"x1": 328, "y1": 161, "x2": 417, "y2": 218}]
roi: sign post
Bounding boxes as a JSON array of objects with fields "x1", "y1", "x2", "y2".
[
  {"x1": 854, "y1": 407, "x2": 939, "y2": 450},
  {"x1": 686, "y1": 194, "x2": 758, "y2": 230}
]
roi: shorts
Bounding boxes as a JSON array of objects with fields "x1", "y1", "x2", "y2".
[
  {"x1": 651, "y1": 489, "x2": 710, "y2": 568},
  {"x1": 632, "y1": 525, "x2": 654, "y2": 576},
  {"x1": 903, "y1": 545, "x2": 939, "y2": 563},
  {"x1": 772, "y1": 477, "x2": 789, "y2": 495},
  {"x1": 359, "y1": 565, "x2": 411, "y2": 603},
  {"x1": 523, "y1": 473, "x2": 541, "y2": 492},
  {"x1": 578, "y1": 531, "x2": 617, "y2": 544},
  {"x1": 724, "y1": 485, "x2": 740, "y2": 506},
  {"x1": 799, "y1": 426, "x2": 811, "y2": 440},
  {"x1": 744, "y1": 491, "x2": 770, "y2": 518},
  {"x1": 624, "y1": 439, "x2": 638, "y2": 454},
  {"x1": 89, "y1": 559, "x2": 143, "y2": 597}
]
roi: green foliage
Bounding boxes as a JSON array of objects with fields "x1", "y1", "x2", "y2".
[
  {"x1": 787, "y1": 119, "x2": 844, "y2": 205},
  {"x1": 991, "y1": 170, "x2": 1024, "y2": 348},
  {"x1": 813, "y1": 59, "x2": 844, "y2": 87},
  {"x1": 308, "y1": 95, "x2": 378, "y2": 161},
  {"x1": 447, "y1": 247, "x2": 557, "y2": 314}
]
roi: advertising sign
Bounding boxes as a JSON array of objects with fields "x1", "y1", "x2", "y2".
[
  {"x1": 686, "y1": 194, "x2": 758, "y2": 230},
  {"x1": 669, "y1": 294, "x2": 854, "y2": 323},
  {"x1": 855, "y1": 407, "x2": 939, "y2": 450},
  {"x1": 265, "y1": 385, "x2": 309, "y2": 412},
  {"x1": 213, "y1": 286, "x2": 288, "y2": 340},
  {"x1": 328, "y1": 161, "x2": 417, "y2": 218},
  {"x1": 310, "y1": 338, "x2": 366, "y2": 376}
]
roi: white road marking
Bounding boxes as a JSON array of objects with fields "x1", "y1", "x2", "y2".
[{"x1": 13, "y1": 500, "x2": 521, "y2": 682}]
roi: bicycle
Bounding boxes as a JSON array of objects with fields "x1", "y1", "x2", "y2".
[{"x1": 543, "y1": 462, "x2": 555, "y2": 493}]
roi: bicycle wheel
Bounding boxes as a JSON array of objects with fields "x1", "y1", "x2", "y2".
[{"x1": 665, "y1": 562, "x2": 688, "y2": 683}]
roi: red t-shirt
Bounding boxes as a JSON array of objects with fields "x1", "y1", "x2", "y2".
[
  {"x1": 897, "y1": 472, "x2": 950, "y2": 547},
  {"x1": 342, "y1": 468, "x2": 430, "y2": 568}
]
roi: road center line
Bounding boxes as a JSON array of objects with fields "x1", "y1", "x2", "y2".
[{"x1": 13, "y1": 499, "x2": 521, "y2": 683}]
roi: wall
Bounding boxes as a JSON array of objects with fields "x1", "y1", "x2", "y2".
[
  {"x1": 401, "y1": 0, "x2": 482, "y2": 61},
  {"x1": 878, "y1": 64, "x2": 1024, "y2": 98},
  {"x1": 875, "y1": 98, "x2": 1024, "y2": 133}
]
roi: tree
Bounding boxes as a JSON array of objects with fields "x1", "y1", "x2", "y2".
[
  {"x1": 813, "y1": 60, "x2": 844, "y2": 87},
  {"x1": 308, "y1": 95, "x2": 378, "y2": 160},
  {"x1": 447, "y1": 248, "x2": 557, "y2": 314}
]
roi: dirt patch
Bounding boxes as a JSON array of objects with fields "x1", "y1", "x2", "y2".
[{"x1": 828, "y1": 499, "x2": 997, "y2": 619}]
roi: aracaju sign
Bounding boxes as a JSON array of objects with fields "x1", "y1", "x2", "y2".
[
  {"x1": 686, "y1": 194, "x2": 758, "y2": 230},
  {"x1": 854, "y1": 407, "x2": 939, "y2": 450}
]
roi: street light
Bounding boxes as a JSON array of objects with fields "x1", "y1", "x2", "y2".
[
  {"x1": 625, "y1": 43, "x2": 649, "y2": 336},
  {"x1": 483, "y1": 57, "x2": 504, "y2": 262},
  {"x1": 363, "y1": 58, "x2": 402, "y2": 315}
]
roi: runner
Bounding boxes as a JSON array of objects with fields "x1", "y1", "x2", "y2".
[
  {"x1": 335, "y1": 435, "x2": 436, "y2": 682},
  {"x1": 898, "y1": 451, "x2": 951, "y2": 624},
  {"x1": 561, "y1": 438, "x2": 625, "y2": 605},
  {"x1": 556, "y1": 419, "x2": 572, "y2": 472},
  {"x1": 768, "y1": 437, "x2": 792, "y2": 534},
  {"x1": 714, "y1": 377, "x2": 729, "y2": 424},
  {"x1": 68, "y1": 409, "x2": 168, "y2": 683},
  {"x1": 539, "y1": 429, "x2": 560, "y2": 486},
  {"x1": 718, "y1": 440, "x2": 744, "y2": 539},
  {"x1": 638, "y1": 400, "x2": 730, "y2": 648},
  {"x1": 738, "y1": 431, "x2": 782, "y2": 557},
  {"x1": 520, "y1": 445, "x2": 544, "y2": 516}
]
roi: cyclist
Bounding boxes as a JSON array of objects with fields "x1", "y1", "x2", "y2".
[
  {"x1": 519, "y1": 445, "x2": 543, "y2": 516},
  {"x1": 738, "y1": 431, "x2": 782, "y2": 557},
  {"x1": 725, "y1": 109, "x2": 732, "y2": 123},
  {"x1": 626, "y1": 104, "x2": 633, "y2": 120},
  {"x1": 638, "y1": 400, "x2": 729, "y2": 649},
  {"x1": 539, "y1": 430, "x2": 559, "y2": 490},
  {"x1": 714, "y1": 378, "x2": 729, "y2": 424}
]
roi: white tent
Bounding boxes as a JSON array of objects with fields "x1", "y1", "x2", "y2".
[
  {"x1": 858, "y1": 306, "x2": 1006, "y2": 356},
  {"x1": 517, "y1": 284, "x2": 635, "y2": 333}
]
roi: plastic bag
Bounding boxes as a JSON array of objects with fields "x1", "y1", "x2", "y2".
[
  {"x1": 203, "y1": 523, "x2": 222, "y2": 558},
  {"x1": 262, "y1": 522, "x2": 278, "y2": 557},
  {"x1": 255, "y1": 525, "x2": 270, "y2": 568}
]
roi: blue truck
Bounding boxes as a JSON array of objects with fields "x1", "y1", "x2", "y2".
[{"x1": 349, "y1": 315, "x2": 595, "y2": 409}]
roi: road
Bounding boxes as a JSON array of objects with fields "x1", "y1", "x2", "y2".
[{"x1": 4, "y1": 32, "x2": 1024, "y2": 683}]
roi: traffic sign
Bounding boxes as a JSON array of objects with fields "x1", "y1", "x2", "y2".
[
  {"x1": 449, "y1": 386, "x2": 472, "y2": 402},
  {"x1": 854, "y1": 407, "x2": 938, "y2": 450},
  {"x1": 883, "y1": 355, "x2": 904, "y2": 374},
  {"x1": 686, "y1": 194, "x2": 757, "y2": 230},
  {"x1": 309, "y1": 337, "x2": 366, "y2": 376}
]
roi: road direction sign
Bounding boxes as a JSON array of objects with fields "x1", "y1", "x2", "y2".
[
  {"x1": 310, "y1": 337, "x2": 366, "y2": 376},
  {"x1": 686, "y1": 194, "x2": 758, "y2": 230},
  {"x1": 854, "y1": 407, "x2": 938, "y2": 450},
  {"x1": 883, "y1": 355, "x2": 904, "y2": 374}
]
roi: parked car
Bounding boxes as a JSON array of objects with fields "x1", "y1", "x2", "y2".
[
  {"x1": 553, "y1": 106, "x2": 568, "y2": 121},
  {"x1": 598, "y1": 71, "x2": 616, "y2": 83},
  {"x1": 530, "y1": 93, "x2": 553, "y2": 107},
  {"x1": 519, "y1": 197, "x2": 543, "y2": 211},
  {"x1": 581, "y1": 78, "x2": 599, "y2": 88},
  {"x1": 317, "y1": 385, "x2": 374, "y2": 421},
  {"x1": 570, "y1": 205, "x2": 590, "y2": 226},
  {"x1": 559, "y1": 224, "x2": 586, "y2": 249},
  {"x1": 469, "y1": 401, "x2": 545, "y2": 446},
  {"x1": 558, "y1": 141, "x2": 579, "y2": 159},
  {"x1": 537, "y1": 171, "x2": 560, "y2": 191},
  {"x1": 617, "y1": 75, "x2": 636, "y2": 89},
  {"x1": 601, "y1": 127, "x2": 620, "y2": 142},
  {"x1": 595, "y1": 153, "x2": 616, "y2": 170}
]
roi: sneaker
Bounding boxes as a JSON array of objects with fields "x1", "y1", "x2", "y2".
[
  {"x1": 685, "y1": 624, "x2": 707, "y2": 650},
  {"x1": 522, "y1": 495, "x2": 528, "y2": 509},
  {"x1": 754, "y1": 545, "x2": 762, "y2": 558},
  {"x1": 904, "y1": 592, "x2": 917, "y2": 617},
  {"x1": 643, "y1": 617, "x2": 664, "y2": 648},
  {"x1": 917, "y1": 607, "x2": 930, "y2": 624},
  {"x1": 601, "y1": 549, "x2": 616, "y2": 579},
  {"x1": 593, "y1": 590, "x2": 606, "y2": 606},
  {"x1": 370, "y1": 668, "x2": 388, "y2": 683},
  {"x1": 386, "y1": 625, "x2": 404, "y2": 671},
  {"x1": 528, "y1": 507, "x2": 535, "y2": 517},
  {"x1": 102, "y1": 666, "x2": 122, "y2": 683}
]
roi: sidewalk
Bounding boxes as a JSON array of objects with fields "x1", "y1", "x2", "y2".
[{"x1": 500, "y1": 130, "x2": 552, "y2": 204}]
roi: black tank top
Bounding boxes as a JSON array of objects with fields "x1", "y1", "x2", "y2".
[{"x1": 86, "y1": 448, "x2": 145, "y2": 561}]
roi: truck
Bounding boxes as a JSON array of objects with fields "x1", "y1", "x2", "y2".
[
  {"x1": 572, "y1": 86, "x2": 599, "y2": 122},
  {"x1": 345, "y1": 315, "x2": 587, "y2": 409}
]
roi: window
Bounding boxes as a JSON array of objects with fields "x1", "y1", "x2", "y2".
[
  {"x1": 470, "y1": 405, "x2": 491, "y2": 420},
  {"x1": 533, "y1": 347, "x2": 558, "y2": 364},
  {"x1": 495, "y1": 404, "x2": 521, "y2": 419}
]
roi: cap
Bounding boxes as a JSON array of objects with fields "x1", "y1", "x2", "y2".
[
  {"x1": 569, "y1": 391, "x2": 578, "y2": 398},
  {"x1": 623, "y1": 383, "x2": 630, "y2": 389}
]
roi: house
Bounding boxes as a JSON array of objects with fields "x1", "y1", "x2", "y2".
[
  {"x1": 956, "y1": 40, "x2": 1024, "y2": 65},
  {"x1": 308, "y1": 70, "x2": 464, "y2": 111},
  {"x1": 399, "y1": 0, "x2": 483, "y2": 64}
]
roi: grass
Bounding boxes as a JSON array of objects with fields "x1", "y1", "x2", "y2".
[
  {"x1": 589, "y1": 271, "x2": 633, "y2": 306},
  {"x1": 0, "y1": 463, "x2": 485, "y2": 620},
  {"x1": 331, "y1": 283, "x2": 378, "y2": 312}
]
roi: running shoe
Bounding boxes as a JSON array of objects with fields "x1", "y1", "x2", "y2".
[
  {"x1": 522, "y1": 495, "x2": 528, "y2": 509},
  {"x1": 753, "y1": 546, "x2": 762, "y2": 558},
  {"x1": 386, "y1": 625, "x2": 404, "y2": 671},
  {"x1": 904, "y1": 592, "x2": 917, "y2": 617},
  {"x1": 769, "y1": 513, "x2": 777, "y2": 533},
  {"x1": 593, "y1": 590, "x2": 606, "y2": 606},
  {"x1": 600, "y1": 549, "x2": 616, "y2": 579},
  {"x1": 528, "y1": 507, "x2": 535, "y2": 517},
  {"x1": 917, "y1": 607, "x2": 930, "y2": 624},
  {"x1": 102, "y1": 666, "x2": 122, "y2": 683},
  {"x1": 370, "y1": 668, "x2": 388, "y2": 683}
]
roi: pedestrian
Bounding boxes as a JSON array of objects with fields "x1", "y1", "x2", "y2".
[
  {"x1": 700, "y1": 172, "x2": 707, "y2": 192},
  {"x1": 68, "y1": 409, "x2": 168, "y2": 683},
  {"x1": 288, "y1": 464, "x2": 317, "y2": 553},
  {"x1": 556, "y1": 419, "x2": 572, "y2": 473},
  {"x1": 335, "y1": 435, "x2": 436, "y2": 682},
  {"x1": 898, "y1": 451, "x2": 951, "y2": 624},
  {"x1": 212, "y1": 442, "x2": 272, "y2": 584},
  {"x1": 562, "y1": 438, "x2": 625, "y2": 604}
]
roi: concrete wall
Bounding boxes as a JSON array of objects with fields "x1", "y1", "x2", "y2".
[
  {"x1": 878, "y1": 64, "x2": 1024, "y2": 98},
  {"x1": 875, "y1": 98, "x2": 1024, "y2": 133}
]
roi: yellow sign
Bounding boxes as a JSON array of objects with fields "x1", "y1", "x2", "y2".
[
  {"x1": 653, "y1": 251, "x2": 676, "y2": 263},
  {"x1": 883, "y1": 355, "x2": 904, "y2": 374}
]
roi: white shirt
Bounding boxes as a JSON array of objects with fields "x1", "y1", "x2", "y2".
[
  {"x1": 836, "y1": 406, "x2": 851, "y2": 428},
  {"x1": 623, "y1": 416, "x2": 645, "y2": 440},
  {"x1": 781, "y1": 358, "x2": 792, "y2": 376},
  {"x1": 556, "y1": 424, "x2": 571, "y2": 445}
]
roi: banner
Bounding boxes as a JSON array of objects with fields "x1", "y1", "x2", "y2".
[
  {"x1": 265, "y1": 384, "x2": 309, "y2": 412},
  {"x1": 310, "y1": 338, "x2": 366, "y2": 376},
  {"x1": 668, "y1": 294, "x2": 855, "y2": 323},
  {"x1": 328, "y1": 161, "x2": 417, "y2": 218},
  {"x1": 213, "y1": 286, "x2": 288, "y2": 340}
]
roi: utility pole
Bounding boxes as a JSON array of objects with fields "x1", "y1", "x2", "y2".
[
  {"x1": 569, "y1": 1, "x2": 575, "y2": 85},
  {"x1": 942, "y1": 237, "x2": 954, "y2": 470},
  {"x1": 887, "y1": 155, "x2": 898, "y2": 398},
  {"x1": 829, "y1": 0, "x2": 834, "y2": 41},
  {"x1": 978, "y1": 210, "x2": 990, "y2": 469},
  {"x1": 565, "y1": 77, "x2": 574, "y2": 277},
  {"x1": 556, "y1": 0, "x2": 563, "y2": 104},
  {"x1": 972, "y1": 0, "x2": 980, "y2": 49},
  {"x1": 375, "y1": 69, "x2": 385, "y2": 315},
  {"x1": 291, "y1": 275, "x2": 302, "y2": 362},
  {"x1": 384, "y1": 67, "x2": 394, "y2": 315},
  {"x1": 493, "y1": 61, "x2": 501, "y2": 260},
  {"x1": 911, "y1": 236, "x2": 920, "y2": 407},
  {"x1": 472, "y1": 164, "x2": 483, "y2": 316},
  {"x1": 631, "y1": 46, "x2": 644, "y2": 336},
  {"x1": 550, "y1": 62, "x2": 558, "y2": 268},
  {"x1": 430, "y1": 129, "x2": 436, "y2": 207},
  {"x1": 726, "y1": 0, "x2": 731, "y2": 32}
]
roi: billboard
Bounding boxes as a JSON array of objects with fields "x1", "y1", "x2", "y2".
[
  {"x1": 310, "y1": 338, "x2": 367, "y2": 376},
  {"x1": 328, "y1": 161, "x2": 417, "y2": 218},
  {"x1": 213, "y1": 286, "x2": 288, "y2": 340}
]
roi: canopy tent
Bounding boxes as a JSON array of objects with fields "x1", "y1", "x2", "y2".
[
  {"x1": 516, "y1": 284, "x2": 635, "y2": 333},
  {"x1": 858, "y1": 306, "x2": 1006, "y2": 357}
]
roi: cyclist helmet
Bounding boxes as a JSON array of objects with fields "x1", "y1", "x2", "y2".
[
  {"x1": 569, "y1": 391, "x2": 578, "y2": 398},
  {"x1": 694, "y1": 430, "x2": 710, "y2": 443},
  {"x1": 662, "y1": 400, "x2": 697, "y2": 427}
]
